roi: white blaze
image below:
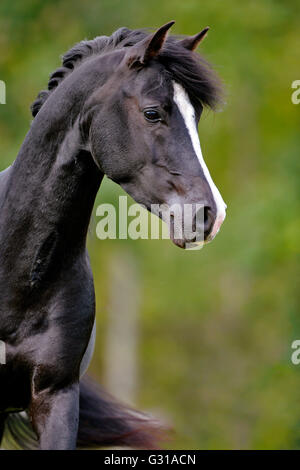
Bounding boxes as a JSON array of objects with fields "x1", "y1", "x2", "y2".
[{"x1": 173, "y1": 81, "x2": 226, "y2": 239}]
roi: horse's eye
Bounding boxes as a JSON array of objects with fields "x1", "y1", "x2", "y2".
[{"x1": 143, "y1": 109, "x2": 161, "y2": 122}]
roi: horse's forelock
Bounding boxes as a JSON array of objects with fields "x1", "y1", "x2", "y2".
[{"x1": 159, "y1": 39, "x2": 223, "y2": 110}]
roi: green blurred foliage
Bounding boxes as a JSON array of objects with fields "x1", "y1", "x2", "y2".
[{"x1": 0, "y1": 0, "x2": 299, "y2": 449}]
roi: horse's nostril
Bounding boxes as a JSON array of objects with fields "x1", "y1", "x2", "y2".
[
  {"x1": 203, "y1": 206, "x2": 215, "y2": 239},
  {"x1": 204, "y1": 206, "x2": 210, "y2": 224},
  {"x1": 193, "y1": 205, "x2": 215, "y2": 241}
]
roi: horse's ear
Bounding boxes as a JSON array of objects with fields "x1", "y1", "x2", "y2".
[
  {"x1": 127, "y1": 20, "x2": 175, "y2": 68},
  {"x1": 179, "y1": 27, "x2": 210, "y2": 51}
]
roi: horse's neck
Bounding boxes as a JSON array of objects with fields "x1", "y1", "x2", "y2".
[
  {"x1": 1, "y1": 52, "x2": 116, "y2": 257},
  {"x1": 0, "y1": 166, "x2": 11, "y2": 197},
  {"x1": 0, "y1": 166, "x2": 11, "y2": 178},
  {"x1": 0, "y1": 109, "x2": 103, "y2": 285}
]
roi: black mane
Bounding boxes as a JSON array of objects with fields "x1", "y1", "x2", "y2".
[{"x1": 31, "y1": 27, "x2": 222, "y2": 117}]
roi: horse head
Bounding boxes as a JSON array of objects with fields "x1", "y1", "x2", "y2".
[{"x1": 82, "y1": 22, "x2": 226, "y2": 248}]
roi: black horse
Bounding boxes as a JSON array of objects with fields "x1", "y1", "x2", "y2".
[{"x1": 0, "y1": 22, "x2": 226, "y2": 449}]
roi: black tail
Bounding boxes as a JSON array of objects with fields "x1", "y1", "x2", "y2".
[
  {"x1": 2, "y1": 377, "x2": 168, "y2": 450},
  {"x1": 78, "y1": 377, "x2": 166, "y2": 449}
]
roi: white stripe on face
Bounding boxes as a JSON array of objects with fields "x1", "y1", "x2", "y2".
[{"x1": 172, "y1": 81, "x2": 226, "y2": 240}]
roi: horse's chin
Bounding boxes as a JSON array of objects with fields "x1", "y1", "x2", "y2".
[
  {"x1": 170, "y1": 232, "x2": 214, "y2": 250},
  {"x1": 170, "y1": 234, "x2": 208, "y2": 250},
  {"x1": 170, "y1": 236, "x2": 186, "y2": 249}
]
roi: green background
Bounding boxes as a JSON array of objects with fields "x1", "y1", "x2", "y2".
[{"x1": 0, "y1": 0, "x2": 299, "y2": 449}]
